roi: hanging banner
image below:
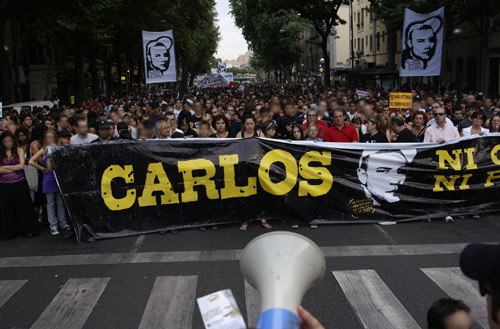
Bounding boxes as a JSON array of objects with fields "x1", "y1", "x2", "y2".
[
  {"x1": 390, "y1": 92, "x2": 413, "y2": 108},
  {"x1": 142, "y1": 30, "x2": 177, "y2": 84},
  {"x1": 199, "y1": 73, "x2": 234, "y2": 88},
  {"x1": 217, "y1": 61, "x2": 227, "y2": 73},
  {"x1": 356, "y1": 89, "x2": 370, "y2": 99},
  {"x1": 400, "y1": 7, "x2": 444, "y2": 77},
  {"x1": 50, "y1": 135, "x2": 500, "y2": 241}
]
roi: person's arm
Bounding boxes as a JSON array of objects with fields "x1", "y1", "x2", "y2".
[
  {"x1": 46, "y1": 151, "x2": 53, "y2": 171},
  {"x1": 29, "y1": 148, "x2": 48, "y2": 173},
  {"x1": 1, "y1": 148, "x2": 26, "y2": 172},
  {"x1": 236, "y1": 131, "x2": 242, "y2": 138}
]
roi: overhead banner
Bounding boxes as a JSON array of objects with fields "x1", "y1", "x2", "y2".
[
  {"x1": 142, "y1": 30, "x2": 177, "y2": 84},
  {"x1": 400, "y1": 7, "x2": 444, "y2": 77},
  {"x1": 198, "y1": 73, "x2": 234, "y2": 88},
  {"x1": 390, "y1": 92, "x2": 413, "y2": 108},
  {"x1": 217, "y1": 61, "x2": 227, "y2": 73},
  {"x1": 50, "y1": 135, "x2": 500, "y2": 241}
]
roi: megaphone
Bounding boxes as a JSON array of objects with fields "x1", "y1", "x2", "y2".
[{"x1": 240, "y1": 231, "x2": 326, "y2": 329}]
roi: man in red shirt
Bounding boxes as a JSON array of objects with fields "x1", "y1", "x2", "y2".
[{"x1": 325, "y1": 109, "x2": 359, "y2": 142}]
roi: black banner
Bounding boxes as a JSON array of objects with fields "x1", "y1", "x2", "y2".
[{"x1": 50, "y1": 135, "x2": 500, "y2": 241}]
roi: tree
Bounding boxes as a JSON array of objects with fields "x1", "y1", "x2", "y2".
[
  {"x1": 230, "y1": 0, "x2": 309, "y2": 83},
  {"x1": 271, "y1": 0, "x2": 345, "y2": 87}
]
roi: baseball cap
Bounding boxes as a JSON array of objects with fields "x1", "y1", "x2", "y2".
[
  {"x1": 121, "y1": 112, "x2": 131, "y2": 118},
  {"x1": 96, "y1": 120, "x2": 112, "y2": 130},
  {"x1": 99, "y1": 111, "x2": 107, "y2": 116},
  {"x1": 460, "y1": 243, "x2": 500, "y2": 292},
  {"x1": 117, "y1": 122, "x2": 128, "y2": 131},
  {"x1": 58, "y1": 130, "x2": 71, "y2": 138}
]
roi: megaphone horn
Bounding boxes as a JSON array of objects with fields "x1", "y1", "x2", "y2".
[{"x1": 240, "y1": 231, "x2": 326, "y2": 329}]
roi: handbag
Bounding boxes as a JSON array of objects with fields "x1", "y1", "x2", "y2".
[{"x1": 25, "y1": 165, "x2": 39, "y2": 192}]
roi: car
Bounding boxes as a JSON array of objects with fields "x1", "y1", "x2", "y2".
[{"x1": 3, "y1": 101, "x2": 54, "y2": 115}]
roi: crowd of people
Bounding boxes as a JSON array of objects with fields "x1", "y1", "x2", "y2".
[
  {"x1": 0, "y1": 83, "x2": 499, "y2": 329},
  {"x1": 1, "y1": 83, "x2": 500, "y2": 240}
]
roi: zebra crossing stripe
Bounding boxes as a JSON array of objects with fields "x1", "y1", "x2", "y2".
[
  {"x1": 0, "y1": 242, "x2": 486, "y2": 268},
  {"x1": 332, "y1": 270, "x2": 421, "y2": 329},
  {"x1": 30, "y1": 277, "x2": 110, "y2": 329},
  {"x1": 138, "y1": 276, "x2": 198, "y2": 329},
  {"x1": 244, "y1": 279, "x2": 261, "y2": 328},
  {"x1": 422, "y1": 267, "x2": 488, "y2": 329},
  {"x1": 0, "y1": 280, "x2": 28, "y2": 308}
]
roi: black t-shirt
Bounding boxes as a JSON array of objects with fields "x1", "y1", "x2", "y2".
[
  {"x1": 149, "y1": 113, "x2": 163, "y2": 124},
  {"x1": 395, "y1": 128, "x2": 418, "y2": 143},
  {"x1": 184, "y1": 129, "x2": 198, "y2": 138},
  {"x1": 91, "y1": 137, "x2": 117, "y2": 143},
  {"x1": 191, "y1": 115, "x2": 203, "y2": 129},
  {"x1": 171, "y1": 131, "x2": 185, "y2": 139},
  {"x1": 360, "y1": 131, "x2": 388, "y2": 143},
  {"x1": 209, "y1": 130, "x2": 236, "y2": 138}
]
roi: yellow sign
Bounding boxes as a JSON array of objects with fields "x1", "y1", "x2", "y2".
[
  {"x1": 121, "y1": 76, "x2": 126, "y2": 81},
  {"x1": 70, "y1": 96, "x2": 75, "y2": 105},
  {"x1": 389, "y1": 92, "x2": 413, "y2": 109}
]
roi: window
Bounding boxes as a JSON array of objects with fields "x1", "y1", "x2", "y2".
[
  {"x1": 370, "y1": 35, "x2": 373, "y2": 51},
  {"x1": 382, "y1": 32, "x2": 385, "y2": 43},
  {"x1": 357, "y1": 12, "x2": 360, "y2": 25},
  {"x1": 358, "y1": 38, "x2": 360, "y2": 49},
  {"x1": 366, "y1": 36, "x2": 368, "y2": 46},
  {"x1": 361, "y1": 10, "x2": 364, "y2": 28},
  {"x1": 361, "y1": 38, "x2": 364, "y2": 52},
  {"x1": 377, "y1": 32, "x2": 380, "y2": 51}
]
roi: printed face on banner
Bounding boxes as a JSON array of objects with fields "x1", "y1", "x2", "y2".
[
  {"x1": 357, "y1": 150, "x2": 416, "y2": 205},
  {"x1": 400, "y1": 7, "x2": 444, "y2": 77},
  {"x1": 403, "y1": 19, "x2": 441, "y2": 71},
  {"x1": 146, "y1": 36, "x2": 172, "y2": 79}
]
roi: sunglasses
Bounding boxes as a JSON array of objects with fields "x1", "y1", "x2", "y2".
[{"x1": 433, "y1": 113, "x2": 446, "y2": 116}]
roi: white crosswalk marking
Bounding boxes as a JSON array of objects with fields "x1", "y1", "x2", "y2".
[
  {"x1": 0, "y1": 280, "x2": 28, "y2": 308},
  {"x1": 422, "y1": 267, "x2": 488, "y2": 329},
  {"x1": 30, "y1": 277, "x2": 110, "y2": 329},
  {"x1": 138, "y1": 275, "x2": 198, "y2": 329},
  {"x1": 332, "y1": 270, "x2": 421, "y2": 329},
  {"x1": 244, "y1": 279, "x2": 261, "y2": 328}
]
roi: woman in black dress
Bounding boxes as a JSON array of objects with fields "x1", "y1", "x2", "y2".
[{"x1": 0, "y1": 131, "x2": 39, "y2": 240}]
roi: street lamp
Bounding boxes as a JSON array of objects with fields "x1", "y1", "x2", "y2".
[{"x1": 319, "y1": 58, "x2": 325, "y2": 66}]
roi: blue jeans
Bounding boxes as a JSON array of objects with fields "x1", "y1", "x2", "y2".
[{"x1": 46, "y1": 192, "x2": 69, "y2": 231}]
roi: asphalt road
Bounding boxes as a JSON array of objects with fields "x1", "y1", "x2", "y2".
[{"x1": 0, "y1": 215, "x2": 499, "y2": 329}]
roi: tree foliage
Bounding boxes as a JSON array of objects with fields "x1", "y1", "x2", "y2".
[
  {"x1": 1, "y1": 0, "x2": 219, "y2": 104},
  {"x1": 230, "y1": 0, "x2": 310, "y2": 83}
]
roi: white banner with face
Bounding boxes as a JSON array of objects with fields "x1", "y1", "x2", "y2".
[
  {"x1": 142, "y1": 30, "x2": 177, "y2": 84},
  {"x1": 217, "y1": 61, "x2": 226, "y2": 73},
  {"x1": 400, "y1": 7, "x2": 444, "y2": 77}
]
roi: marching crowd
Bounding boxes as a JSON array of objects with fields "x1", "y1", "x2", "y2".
[
  {"x1": 1, "y1": 83, "x2": 500, "y2": 240},
  {"x1": 1, "y1": 83, "x2": 500, "y2": 329}
]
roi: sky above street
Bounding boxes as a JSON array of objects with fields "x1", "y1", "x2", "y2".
[{"x1": 215, "y1": 0, "x2": 248, "y2": 60}]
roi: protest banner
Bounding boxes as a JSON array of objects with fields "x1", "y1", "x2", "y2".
[
  {"x1": 356, "y1": 90, "x2": 369, "y2": 99},
  {"x1": 400, "y1": 7, "x2": 445, "y2": 76},
  {"x1": 198, "y1": 73, "x2": 234, "y2": 88},
  {"x1": 390, "y1": 92, "x2": 413, "y2": 108},
  {"x1": 142, "y1": 30, "x2": 177, "y2": 84},
  {"x1": 50, "y1": 135, "x2": 500, "y2": 241}
]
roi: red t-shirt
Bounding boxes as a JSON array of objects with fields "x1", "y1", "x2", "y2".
[{"x1": 324, "y1": 124, "x2": 359, "y2": 142}]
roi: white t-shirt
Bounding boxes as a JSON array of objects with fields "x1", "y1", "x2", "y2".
[
  {"x1": 462, "y1": 126, "x2": 489, "y2": 137},
  {"x1": 70, "y1": 133, "x2": 98, "y2": 145}
]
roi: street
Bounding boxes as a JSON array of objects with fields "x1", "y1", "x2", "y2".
[{"x1": 0, "y1": 216, "x2": 498, "y2": 329}]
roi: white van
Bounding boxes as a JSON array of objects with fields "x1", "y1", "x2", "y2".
[{"x1": 3, "y1": 101, "x2": 54, "y2": 115}]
